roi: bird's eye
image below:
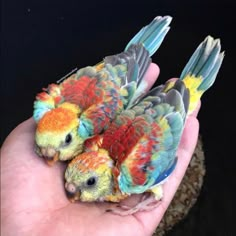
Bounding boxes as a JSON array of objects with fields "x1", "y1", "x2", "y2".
[
  {"x1": 86, "y1": 177, "x2": 96, "y2": 186},
  {"x1": 65, "y1": 134, "x2": 72, "y2": 145}
]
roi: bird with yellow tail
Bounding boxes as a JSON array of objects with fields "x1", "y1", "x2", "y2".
[{"x1": 64, "y1": 36, "x2": 224, "y2": 215}]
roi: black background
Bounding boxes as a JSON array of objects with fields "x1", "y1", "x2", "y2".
[{"x1": 1, "y1": 0, "x2": 235, "y2": 235}]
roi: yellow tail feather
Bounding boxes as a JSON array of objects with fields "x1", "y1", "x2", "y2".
[{"x1": 182, "y1": 75, "x2": 204, "y2": 114}]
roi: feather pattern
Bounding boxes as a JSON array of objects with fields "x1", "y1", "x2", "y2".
[
  {"x1": 88, "y1": 80, "x2": 189, "y2": 195},
  {"x1": 34, "y1": 16, "x2": 172, "y2": 140},
  {"x1": 65, "y1": 36, "x2": 224, "y2": 205}
]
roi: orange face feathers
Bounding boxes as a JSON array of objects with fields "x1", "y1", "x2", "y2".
[
  {"x1": 37, "y1": 103, "x2": 80, "y2": 133},
  {"x1": 69, "y1": 150, "x2": 112, "y2": 173}
]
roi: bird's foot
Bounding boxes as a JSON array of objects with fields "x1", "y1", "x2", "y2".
[{"x1": 106, "y1": 192, "x2": 162, "y2": 216}]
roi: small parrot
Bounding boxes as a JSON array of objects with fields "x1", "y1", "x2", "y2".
[
  {"x1": 33, "y1": 16, "x2": 172, "y2": 165},
  {"x1": 64, "y1": 36, "x2": 224, "y2": 215}
]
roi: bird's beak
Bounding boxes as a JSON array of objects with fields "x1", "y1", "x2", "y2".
[
  {"x1": 40, "y1": 147, "x2": 60, "y2": 166},
  {"x1": 65, "y1": 182, "x2": 81, "y2": 202},
  {"x1": 66, "y1": 191, "x2": 81, "y2": 203},
  {"x1": 45, "y1": 152, "x2": 59, "y2": 166}
]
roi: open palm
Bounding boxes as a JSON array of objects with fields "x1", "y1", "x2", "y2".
[{"x1": 1, "y1": 64, "x2": 200, "y2": 236}]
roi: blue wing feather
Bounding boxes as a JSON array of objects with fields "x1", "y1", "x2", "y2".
[
  {"x1": 118, "y1": 81, "x2": 188, "y2": 194},
  {"x1": 152, "y1": 157, "x2": 177, "y2": 186}
]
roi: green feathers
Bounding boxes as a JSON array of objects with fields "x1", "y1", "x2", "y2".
[{"x1": 125, "y1": 16, "x2": 172, "y2": 56}]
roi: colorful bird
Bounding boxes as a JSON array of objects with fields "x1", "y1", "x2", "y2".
[
  {"x1": 64, "y1": 36, "x2": 224, "y2": 215},
  {"x1": 33, "y1": 16, "x2": 172, "y2": 165}
]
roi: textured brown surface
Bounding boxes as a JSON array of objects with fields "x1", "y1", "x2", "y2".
[{"x1": 154, "y1": 136, "x2": 205, "y2": 236}]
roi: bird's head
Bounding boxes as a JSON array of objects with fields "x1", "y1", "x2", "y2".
[
  {"x1": 64, "y1": 149, "x2": 114, "y2": 202},
  {"x1": 35, "y1": 102, "x2": 84, "y2": 165}
]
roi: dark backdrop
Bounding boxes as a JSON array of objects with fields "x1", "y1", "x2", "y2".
[{"x1": 1, "y1": 0, "x2": 235, "y2": 235}]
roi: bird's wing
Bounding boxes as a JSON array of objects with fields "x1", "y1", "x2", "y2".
[{"x1": 107, "y1": 81, "x2": 189, "y2": 194}]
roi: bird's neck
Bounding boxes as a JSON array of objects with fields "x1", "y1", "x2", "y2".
[{"x1": 58, "y1": 102, "x2": 81, "y2": 115}]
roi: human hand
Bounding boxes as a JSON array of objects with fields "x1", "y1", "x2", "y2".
[{"x1": 1, "y1": 64, "x2": 199, "y2": 236}]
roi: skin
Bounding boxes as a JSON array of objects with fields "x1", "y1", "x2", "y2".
[{"x1": 0, "y1": 63, "x2": 200, "y2": 236}]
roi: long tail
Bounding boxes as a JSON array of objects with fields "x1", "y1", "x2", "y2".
[
  {"x1": 180, "y1": 36, "x2": 224, "y2": 114},
  {"x1": 125, "y1": 16, "x2": 172, "y2": 56},
  {"x1": 105, "y1": 16, "x2": 172, "y2": 108}
]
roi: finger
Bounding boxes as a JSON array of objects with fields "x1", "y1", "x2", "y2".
[
  {"x1": 190, "y1": 100, "x2": 201, "y2": 118},
  {"x1": 1, "y1": 118, "x2": 36, "y2": 155},
  {"x1": 133, "y1": 116, "x2": 199, "y2": 234},
  {"x1": 1, "y1": 117, "x2": 66, "y2": 174},
  {"x1": 143, "y1": 63, "x2": 160, "y2": 91}
]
